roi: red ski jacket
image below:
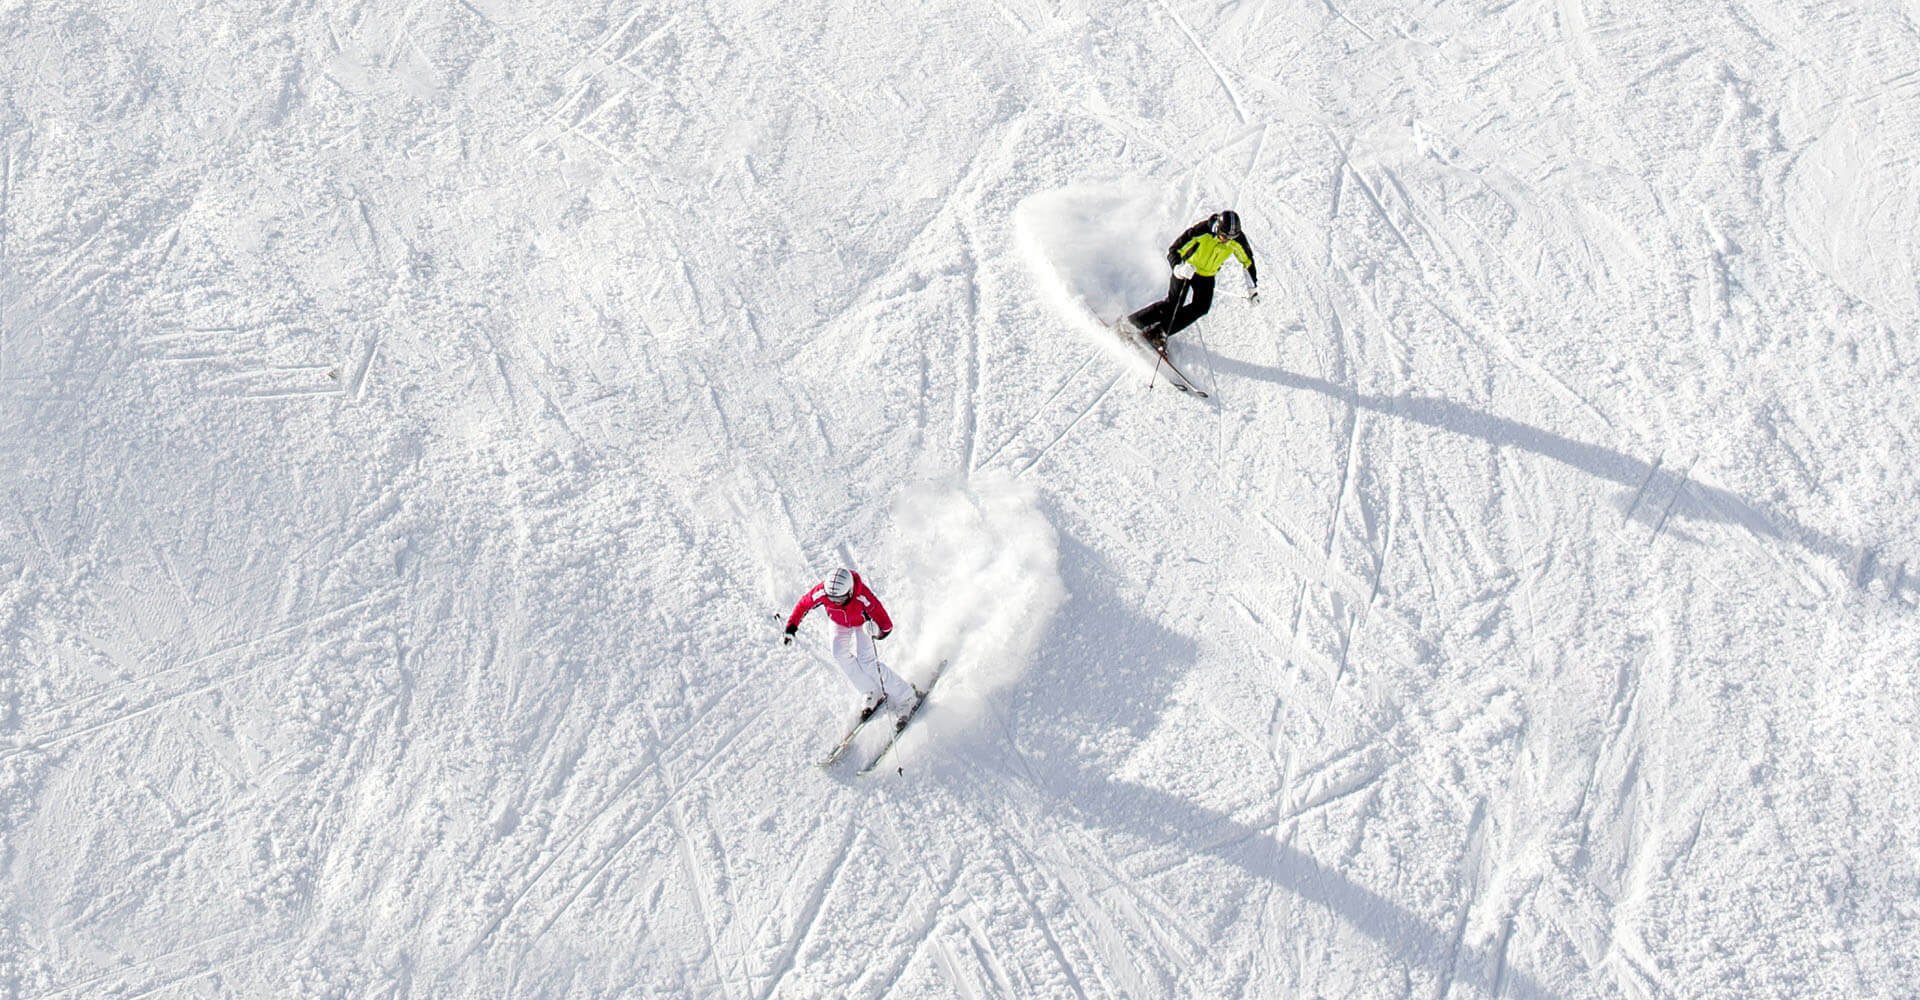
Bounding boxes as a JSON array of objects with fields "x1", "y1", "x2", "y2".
[{"x1": 786, "y1": 573, "x2": 894, "y2": 633}]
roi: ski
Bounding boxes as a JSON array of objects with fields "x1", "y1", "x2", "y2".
[
  {"x1": 1111, "y1": 320, "x2": 1207, "y2": 397},
  {"x1": 1152, "y1": 347, "x2": 1209, "y2": 398},
  {"x1": 817, "y1": 695, "x2": 886, "y2": 769},
  {"x1": 857, "y1": 660, "x2": 949, "y2": 777}
]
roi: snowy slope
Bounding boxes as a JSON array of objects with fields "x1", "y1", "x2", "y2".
[{"x1": 3, "y1": 0, "x2": 1917, "y2": 997}]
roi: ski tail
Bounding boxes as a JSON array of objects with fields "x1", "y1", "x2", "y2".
[{"x1": 817, "y1": 695, "x2": 886, "y2": 768}]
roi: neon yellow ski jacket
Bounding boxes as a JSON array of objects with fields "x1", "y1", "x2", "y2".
[{"x1": 1169, "y1": 220, "x2": 1257, "y2": 281}]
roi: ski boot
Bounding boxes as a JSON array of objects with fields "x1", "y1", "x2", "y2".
[{"x1": 892, "y1": 686, "x2": 927, "y2": 730}]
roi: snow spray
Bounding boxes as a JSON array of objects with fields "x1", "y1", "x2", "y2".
[
  {"x1": 883, "y1": 475, "x2": 1066, "y2": 734},
  {"x1": 1012, "y1": 180, "x2": 1182, "y2": 327}
]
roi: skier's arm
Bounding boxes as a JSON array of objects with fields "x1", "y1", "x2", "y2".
[
  {"x1": 1166, "y1": 221, "x2": 1210, "y2": 266},
  {"x1": 856, "y1": 581, "x2": 894, "y2": 637},
  {"x1": 785, "y1": 586, "x2": 823, "y2": 633},
  {"x1": 1235, "y1": 234, "x2": 1258, "y2": 286}
]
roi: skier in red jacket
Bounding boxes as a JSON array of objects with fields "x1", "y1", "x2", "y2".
[{"x1": 784, "y1": 568, "x2": 919, "y2": 721}]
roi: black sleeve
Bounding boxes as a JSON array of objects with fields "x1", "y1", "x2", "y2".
[
  {"x1": 1167, "y1": 220, "x2": 1212, "y2": 264},
  {"x1": 1237, "y1": 233, "x2": 1258, "y2": 285}
]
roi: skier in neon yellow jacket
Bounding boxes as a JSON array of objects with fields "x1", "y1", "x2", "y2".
[{"x1": 1126, "y1": 210, "x2": 1258, "y2": 346}]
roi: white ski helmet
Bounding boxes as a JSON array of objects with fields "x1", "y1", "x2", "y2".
[{"x1": 824, "y1": 567, "x2": 855, "y2": 602}]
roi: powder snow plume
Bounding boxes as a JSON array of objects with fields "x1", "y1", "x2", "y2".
[
  {"x1": 1012, "y1": 181, "x2": 1180, "y2": 347},
  {"x1": 882, "y1": 475, "x2": 1065, "y2": 733}
]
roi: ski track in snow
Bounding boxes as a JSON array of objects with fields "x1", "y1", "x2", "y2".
[{"x1": 3, "y1": 0, "x2": 1919, "y2": 997}]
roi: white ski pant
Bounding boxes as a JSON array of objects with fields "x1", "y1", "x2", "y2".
[{"x1": 828, "y1": 625, "x2": 910, "y2": 704}]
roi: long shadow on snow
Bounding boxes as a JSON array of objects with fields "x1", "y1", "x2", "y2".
[
  {"x1": 974, "y1": 534, "x2": 1565, "y2": 998},
  {"x1": 998, "y1": 529, "x2": 1195, "y2": 750},
  {"x1": 1046, "y1": 758, "x2": 1568, "y2": 1000},
  {"x1": 1205, "y1": 353, "x2": 1911, "y2": 603}
]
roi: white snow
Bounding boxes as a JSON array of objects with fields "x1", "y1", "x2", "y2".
[{"x1": 4, "y1": 1, "x2": 1918, "y2": 997}]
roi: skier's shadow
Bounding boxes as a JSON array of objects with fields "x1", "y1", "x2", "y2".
[
  {"x1": 1051, "y1": 760, "x2": 1566, "y2": 1000},
  {"x1": 981, "y1": 537, "x2": 1565, "y2": 999},
  {"x1": 1204, "y1": 353, "x2": 1912, "y2": 604},
  {"x1": 996, "y1": 531, "x2": 1197, "y2": 748}
]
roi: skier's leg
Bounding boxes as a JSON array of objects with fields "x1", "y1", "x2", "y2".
[
  {"x1": 1157, "y1": 273, "x2": 1191, "y2": 334},
  {"x1": 1166, "y1": 272, "x2": 1188, "y2": 309},
  {"x1": 1132, "y1": 276, "x2": 1184, "y2": 348},
  {"x1": 1166, "y1": 276, "x2": 1215, "y2": 336},
  {"x1": 852, "y1": 630, "x2": 913, "y2": 702},
  {"x1": 1125, "y1": 301, "x2": 1163, "y2": 333},
  {"x1": 1128, "y1": 272, "x2": 1189, "y2": 335},
  {"x1": 830, "y1": 625, "x2": 885, "y2": 704}
]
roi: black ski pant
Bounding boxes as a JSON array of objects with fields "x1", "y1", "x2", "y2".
[{"x1": 1128, "y1": 274, "x2": 1215, "y2": 338}]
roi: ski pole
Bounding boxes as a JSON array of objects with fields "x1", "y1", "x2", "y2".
[
  {"x1": 1165, "y1": 274, "x2": 1188, "y2": 341},
  {"x1": 1148, "y1": 273, "x2": 1187, "y2": 391},
  {"x1": 1193, "y1": 323, "x2": 1216, "y2": 400}
]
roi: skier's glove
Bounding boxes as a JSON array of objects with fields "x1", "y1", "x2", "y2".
[
  {"x1": 1172, "y1": 262, "x2": 1197, "y2": 281},
  {"x1": 781, "y1": 626, "x2": 796, "y2": 646},
  {"x1": 875, "y1": 629, "x2": 891, "y2": 641},
  {"x1": 1249, "y1": 287, "x2": 1260, "y2": 303}
]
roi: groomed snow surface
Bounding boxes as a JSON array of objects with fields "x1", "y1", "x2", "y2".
[{"x1": 3, "y1": 1, "x2": 1918, "y2": 997}]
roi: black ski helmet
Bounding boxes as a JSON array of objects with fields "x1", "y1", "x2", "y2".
[{"x1": 1212, "y1": 210, "x2": 1242, "y2": 240}]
